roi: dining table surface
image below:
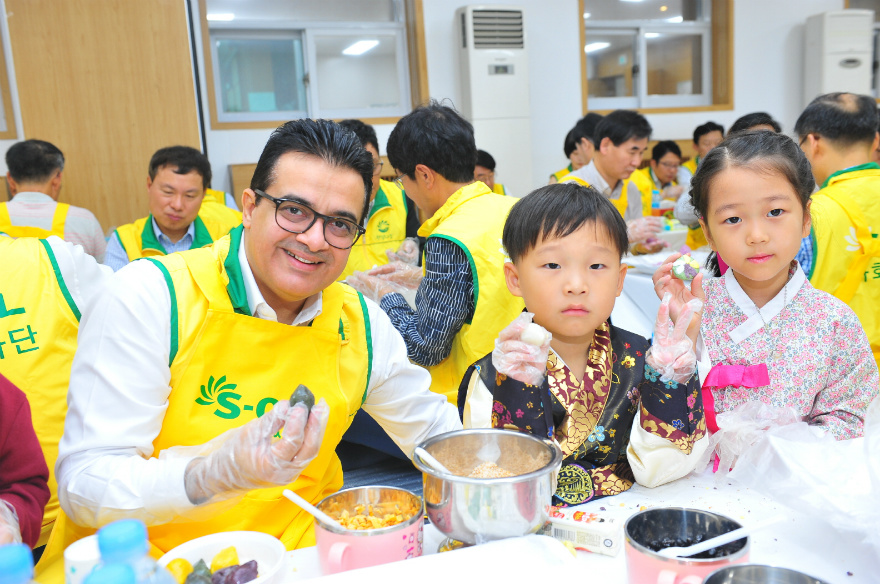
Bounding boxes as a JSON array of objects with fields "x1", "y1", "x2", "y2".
[{"x1": 274, "y1": 462, "x2": 878, "y2": 584}]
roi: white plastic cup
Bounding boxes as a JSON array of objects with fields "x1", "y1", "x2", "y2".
[{"x1": 64, "y1": 534, "x2": 100, "y2": 584}]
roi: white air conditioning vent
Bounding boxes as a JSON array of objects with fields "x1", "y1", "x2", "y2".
[{"x1": 472, "y1": 9, "x2": 524, "y2": 49}]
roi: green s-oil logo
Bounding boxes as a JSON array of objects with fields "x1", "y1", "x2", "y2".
[
  {"x1": 377, "y1": 220, "x2": 390, "y2": 233},
  {"x1": 195, "y1": 375, "x2": 278, "y2": 420}
]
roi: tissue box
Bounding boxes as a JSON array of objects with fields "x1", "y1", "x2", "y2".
[{"x1": 541, "y1": 506, "x2": 623, "y2": 557}]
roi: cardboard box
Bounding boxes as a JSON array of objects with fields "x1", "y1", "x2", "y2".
[{"x1": 541, "y1": 506, "x2": 624, "y2": 557}]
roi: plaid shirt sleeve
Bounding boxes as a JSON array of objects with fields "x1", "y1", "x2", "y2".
[
  {"x1": 380, "y1": 237, "x2": 475, "y2": 367},
  {"x1": 795, "y1": 235, "x2": 813, "y2": 275}
]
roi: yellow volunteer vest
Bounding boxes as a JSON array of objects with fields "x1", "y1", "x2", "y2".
[
  {"x1": 0, "y1": 202, "x2": 69, "y2": 239},
  {"x1": 685, "y1": 224, "x2": 709, "y2": 250},
  {"x1": 810, "y1": 164, "x2": 880, "y2": 370},
  {"x1": 204, "y1": 188, "x2": 231, "y2": 207},
  {"x1": 627, "y1": 167, "x2": 655, "y2": 216},
  {"x1": 0, "y1": 237, "x2": 80, "y2": 547},
  {"x1": 559, "y1": 175, "x2": 629, "y2": 218},
  {"x1": 418, "y1": 182, "x2": 525, "y2": 402},
  {"x1": 113, "y1": 208, "x2": 241, "y2": 262},
  {"x1": 39, "y1": 226, "x2": 371, "y2": 570},
  {"x1": 682, "y1": 156, "x2": 699, "y2": 176},
  {"x1": 492, "y1": 183, "x2": 508, "y2": 196},
  {"x1": 339, "y1": 180, "x2": 409, "y2": 281},
  {"x1": 550, "y1": 164, "x2": 574, "y2": 183}
]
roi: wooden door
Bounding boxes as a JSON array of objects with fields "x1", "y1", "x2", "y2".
[{"x1": 6, "y1": 0, "x2": 201, "y2": 231}]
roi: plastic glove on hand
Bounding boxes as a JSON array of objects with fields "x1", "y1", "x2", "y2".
[
  {"x1": 626, "y1": 216, "x2": 664, "y2": 244},
  {"x1": 184, "y1": 399, "x2": 329, "y2": 504},
  {"x1": 652, "y1": 252, "x2": 706, "y2": 344},
  {"x1": 365, "y1": 261, "x2": 423, "y2": 288},
  {"x1": 385, "y1": 237, "x2": 420, "y2": 265},
  {"x1": 345, "y1": 271, "x2": 401, "y2": 303},
  {"x1": 491, "y1": 312, "x2": 552, "y2": 386},
  {"x1": 646, "y1": 293, "x2": 701, "y2": 384},
  {"x1": 0, "y1": 500, "x2": 21, "y2": 544}
]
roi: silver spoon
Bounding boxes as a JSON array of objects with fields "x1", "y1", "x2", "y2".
[
  {"x1": 658, "y1": 515, "x2": 785, "y2": 558},
  {"x1": 282, "y1": 489, "x2": 347, "y2": 530},
  {"x1": 414, "y1": 446, "x2": 453, "y2": 474}
]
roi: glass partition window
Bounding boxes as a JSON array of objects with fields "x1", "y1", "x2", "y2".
[{"x1": 585, "y1": 0, "x2": 711, "y2": 109}]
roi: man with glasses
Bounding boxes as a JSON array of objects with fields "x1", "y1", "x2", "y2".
[
  {"x1": 104, "y1": 146, "x2": 242, "y2": 271},
  {"x1": 628, "y1": 140, "x2": 685, "y2": 215},
  {"x1": 336, "y1": 119, "x2": 421, "y2": 281},
  {"x1": 44, "y1": 119, "x2": 460, "y2": 563}
]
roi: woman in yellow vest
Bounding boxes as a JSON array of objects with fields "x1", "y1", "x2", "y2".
[
  {"x1": 38, "y1": 121, "x2": 460, "y2": 581},
  {"x1": 337, "y1": 119, "x2": 420, "y2": 281},
  {"x1": 0, "y1": 236, "x2": 110, "y2": 549}
]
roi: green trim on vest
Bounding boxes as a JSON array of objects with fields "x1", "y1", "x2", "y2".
[
  {"x1": 369, "y1": 186, "x2": 393, "y2": 221},
  {"x1": 428, "y1": 234, "x2": 479, "y2": 326},
  {"x1": 140, "y1": 216, "x2": 167, "y2": 255},
  {"x1": 114, "y1": 231, "x2": 128, "y2": 256},
  {"x1": 807, "y1": 225, "x2": 818, "y2": 280},
  {"x1": 223, "y1": 225, "x2": 250, "y2": 316},
  {"x1": 820, "y1": 162, "x2": 880, "y2": 189},
  {"x1": 192, "y1": 217, "x2": 214, "y2": 249},
  {"x1": 38, "y1": 238, "x2": 81, "y2": 322},
  {"x1": 357, "y1": 291, "x2": 373, "y2": 406},
  {"x1": 338, "y1": 318, "x2": 346, "y2": 340},
  {"x1": 145, "y1": 258, "x2": 179, "y2": 366}
]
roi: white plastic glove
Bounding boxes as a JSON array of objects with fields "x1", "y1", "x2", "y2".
[
  {"x1": 346, "y1": 261, "x2": 423, "y2": 304},
  {"x1": 385, "y1": 237, "x2": 420, "y2": 265},
  {"x1": 491, "y1": 312, "x2": 552, "y2": 386},
  {"x1": 0, "y1": 500, "x2": 21, "y2": 544},
  {"x1": 645, "y1": 292, "x2": 701, "y2": 384},
  {"x1": 626, "y1": 216, "x2": 664, "y2": 244},
  {"x1": 184, "y1": 400, "x2": 329, "y2": 505},
  {"x1": 662, "y1": 185, "x2": 685, "y2": 201}
]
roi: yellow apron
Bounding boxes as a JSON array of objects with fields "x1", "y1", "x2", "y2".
[
  {"x1": 338, "y1": 180, "x2": 409, "y2": 281},
  {"x1": 0, "y1": 237, "x2": 79, "y2": 548},
  {"x1": 685, "y1": 225, "x2": 709, "y2": 250},
  {"x1": 39, "y1": 228, "x2": 370, "y2": 576},
  {"x1": 627, "y1": 167, "x2": 655, "y2": 216},
  {"x1": 113, "y1": 208, "x2": 241, "y2": 262},
  {"x1": 492, "y1": 183, "x2": 508, "y2": 196},
  {"x1": 204, "y1": 188, "x2": 233, "y2": 208},
  {"x1": 559, "y1": 175, "x2": 629, "y2": 218},
  {"x1": 810, "y1": 165, "x2": 880, "y2": 370},
  {"x1": 550, "y1": 164, "x2": 573, "y2": 183},
  {"x1": 418, "y1": 182, "x2": 524, "y2": 402},
  {"x1": 0, "y1": 202, "x2": 69, "y2": 238},
  {"x1": 682, "y1": 157, "x2": 698, "y2": 176}
]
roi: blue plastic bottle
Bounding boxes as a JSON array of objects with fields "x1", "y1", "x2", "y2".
[
  {"x1": 0, "y1": 543, "x2": 35, "y2": 584},
  {"x1": 96, "y1": 520, "x2": 175, "y2": 584},
  {"x1": 84, "y1": 563, "x2": 136, "y2": 584}
]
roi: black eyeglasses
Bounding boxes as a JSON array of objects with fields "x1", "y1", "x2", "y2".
[{"x1": 253, "y1": 189, "x2": 365, "y2": 249}]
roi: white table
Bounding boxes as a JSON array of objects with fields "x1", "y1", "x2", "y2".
[
  {"x1": 611, "y1": 270, "x2": 660, "y2": 339},
  {"x1": 276, "y1": 468, "x2": 877, "y2": 583}
]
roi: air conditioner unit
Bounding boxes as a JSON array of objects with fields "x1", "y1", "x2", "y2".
[
  {"x1": 457, "y1": 5, "x2": 532, "y2": 197},
  {"x1": 803, "y1": 10, "x2": 874, "y2": 106}
]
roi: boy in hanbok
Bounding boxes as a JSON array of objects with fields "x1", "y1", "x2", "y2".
[
  {"x1": 458, "y1": 183, "x2": 708, "y2": 505},
  {"x1": 653, "y1": 131, "x2": 879, "y2": 440}
]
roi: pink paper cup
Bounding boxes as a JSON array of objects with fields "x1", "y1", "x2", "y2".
[{"x1": 314, "y1": 486, "x2": 424, "y2": 575}]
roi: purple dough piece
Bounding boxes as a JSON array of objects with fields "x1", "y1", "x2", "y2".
[
  {"x1": 232, "y1": 561, "x2": 259, "y2": 584},
  {"x1": 211, "y1": 566, "x2": 237, "y2": 584},
  {"x1": 683, "y1": 263, "x2": 699, "y2": 279}
]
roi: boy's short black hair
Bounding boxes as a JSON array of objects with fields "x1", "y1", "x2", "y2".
[
  {"x1": 594, "y1": 110, "x2": 652, "y2": 147},
  {"x1": 503, "y1": 183, "x2": 629, "y2": 263},
  {"x1": 476, "y1": 149, "x2": 496, "y2": 170},
  {"x1": 693, "y1": 121, "x2": 725, "y2": 144}
]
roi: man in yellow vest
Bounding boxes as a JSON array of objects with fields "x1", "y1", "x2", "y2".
[
  {"x1": 628, "y1": 140, "x2": 685, "y2": 215},
  {"x1": 0, "y1": 140, "x2": 105, "y2": 260},
  {"x1": 474, "y1": 149, "x2": 508, "y2": 196},
  {"x1": 0, "y1": 235, "x2": 111, "y2": 552},
  {"x1": 42, "y1": 119, "x2": 460, "y2": 574},
  {"x1": 795, "y1": 92, "x2": 880, "y2": 371},
  {"x1": 346, "y1": 102, "x2": 526, "y2": 403},
  {"x1": 549, "y1": 113, "x2": 603, "y2": 184},
  {"x1": 562, "y1": 110, "x2": 665, "y2": 254},
  {"x1": 337, "y1": 119, "x2": 421, "y2": 281},
  {"x1": 104, "y1": 146, "x2": 242, "y2": 270}
]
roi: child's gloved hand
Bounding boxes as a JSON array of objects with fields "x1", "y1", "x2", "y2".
[
  {"x1": 385, "y1": 238, "x2": 420, "y2": 265},
  {"x1": 646, "y1": 293, "x2": 701, "y2": 384},
  {"x1": 652, "y1": 252, "x2": 706, "y2": 347},
  {"x1": 492, "y1": 312, "x2": 552, "y2": 386},
  {"x1": 626, "y1": 216, "x2": 664, "y2": 244}
]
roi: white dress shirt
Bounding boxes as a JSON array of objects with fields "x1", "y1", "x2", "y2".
[
  {"x1": 568, "y1": 161, "x2": 644, "y2": 222},
  {"x1": 57, "y1": 232, "x2": 461, "y2": 527}
]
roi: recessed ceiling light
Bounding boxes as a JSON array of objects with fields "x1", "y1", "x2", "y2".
[
  {"x1": 206, "y1": 13, "x2": 234, "y2": 21},
  {"x1": 583, "y1": 12, "x2": 591, "y2": 19},
  {"x1": 585, "y1": 42, "x2": 611, "y2": 53},
  {"x1": 343, "y1": 40, "x2": 379, "y2": 56},
  {"x1": 660, "y1": 5, "x2": 668, "y2": 11}
]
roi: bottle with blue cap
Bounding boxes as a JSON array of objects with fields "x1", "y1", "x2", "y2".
[
  {"x1": 96, "y1": 520, "x2": 175, "y2": 584},
  {"x1": 0, "y1": 543, "x2": 35, "y2": 584}
]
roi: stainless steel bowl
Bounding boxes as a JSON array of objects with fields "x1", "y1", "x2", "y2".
[
  {"x1": 704, "y1": 565, "x2": 831, "y2": 584},
  {"x1": 314, "y1": 485, "x2": 423, "y2": 536},
  {"x1": 625, "y1": 507, "x2": 750, "y2": 563},
  {"x1": 413, "y1": 429, "x2": 563, "y2": 545}
]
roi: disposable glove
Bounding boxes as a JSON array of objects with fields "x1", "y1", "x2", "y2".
[
  {"x1": 491, "y1": 312, "x2": 552, "y2": 386},
  {"x1": 184, "y1": 400, "x2": 329, "y2": 505},
  {"x1": 652, "y1": 251, "x2": 706, "y2": 347},
  {"x1": 346, "y1": 261, "x2": 423, "y2": 304},
  {"x1": 646, "y1": 293, "x2": 701, "y2": 384},
  {"x1": 0, "y1": 500, "x2": 21, "y2": 544},
  {"x1": 626, "y1": 216, "x2": 664, "y2": 244},
  {"x1": 385, "y1": 237, "x2": 420, "y2": 265}
]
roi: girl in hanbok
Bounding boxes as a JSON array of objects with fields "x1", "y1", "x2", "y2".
[{"x1": 654, "y1": 130, "x2": 878, "y2": 440}]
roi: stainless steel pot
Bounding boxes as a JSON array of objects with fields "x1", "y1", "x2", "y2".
[
  {"x1": 704, "y1": 564, "x2": 831, "y2": 584},
  {"x1": 413, "y1": 429, "x2": 563, "y2": 546}
]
